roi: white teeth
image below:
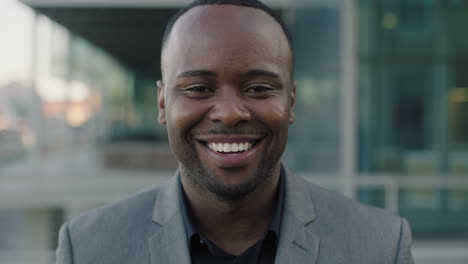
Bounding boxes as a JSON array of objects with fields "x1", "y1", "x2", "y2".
[
  {"x1": 210, "y1": 143, "x2": 217, "y2": 151},
  {"x1": 232, "y1": 143, "x2": 239, "y2": 152},
  {"x1": 207, "y1": 142, "x2": 254, "y2": 153},
  {"x1": 223, "y1": 143, "x2": 230, "y2": 152}
]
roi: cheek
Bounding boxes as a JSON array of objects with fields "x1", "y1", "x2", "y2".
[
  {"x1": 166, "y1": 98, "x2": 208, "y2": 136},
  {"x1": 254, "y1": 97, "x2": 291, "y2": 127}
]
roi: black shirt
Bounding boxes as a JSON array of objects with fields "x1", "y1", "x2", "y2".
[{"x1": 178, "y1": 172, "x2": 285, "y2": 264}]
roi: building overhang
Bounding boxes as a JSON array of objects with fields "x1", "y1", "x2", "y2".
[
  {"x1": 20, "y1": 2, "x2": 179, "y2": 76},
  {"x1": 18, "y1": 0, "x2": 297, "y2": 76},
  {"x1": 19, "y1": 0, "x2": 330, "y2": 76},
  {"x1": 20, "y1": 0, "x2": 295, "y2": 8}
]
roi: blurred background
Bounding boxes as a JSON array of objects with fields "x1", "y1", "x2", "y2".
[{"x1": 0, "y1": 0, "x2": 467, "y2": 263}]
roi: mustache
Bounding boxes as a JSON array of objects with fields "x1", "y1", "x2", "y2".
[{"x1": 191, "y1": 128, "x2": 266, "y2": 136}]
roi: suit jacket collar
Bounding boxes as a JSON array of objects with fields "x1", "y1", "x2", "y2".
[
  {"x1": 149, "y1": 173, "x2": 191, "y2": 264},
  {"x1": 148, "y1": 165, "x2": 320, "y2": 264},
  {"x1": 151, "y1": 173, "x2": 180, "y2": 225},
  {"x1": 275, "y1": 166, "x2": 320, "y2": 264}
]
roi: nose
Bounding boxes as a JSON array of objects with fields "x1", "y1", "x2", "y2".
[{"x1": 208, "y1": 95, "x2": 252, "y2": 127}]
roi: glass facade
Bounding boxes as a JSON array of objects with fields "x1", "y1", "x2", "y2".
[
  {"x1": 357, "y1": 0, "x2": 468, "y2": 233},
  {"x1": 284, "y1": 5, "x2": 341, "y2": 173},
  {"x1": 1, "y1": 0, "x2": 467, "y2": 263}
]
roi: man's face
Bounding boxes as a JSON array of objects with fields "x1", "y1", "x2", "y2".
[{"x1": 158, "y1": 5, "x2": 295, "y2": 200}]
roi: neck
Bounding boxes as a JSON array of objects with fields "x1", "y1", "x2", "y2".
[{"x1": 180, "y1": 165, "x2": 281, "y2": 255}]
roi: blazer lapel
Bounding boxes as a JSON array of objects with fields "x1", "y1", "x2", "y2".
[
  {"x1": 275, "y1": 167, "x2": 320, "y2": 264},
  {"x1": 147, "y1": 167, "x2": 321, "y2": 264},
  {"x1": 148, "y1": 174, "x2": 191, "y2": 264}
]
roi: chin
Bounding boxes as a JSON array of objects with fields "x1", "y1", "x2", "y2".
[
  {"x1": 208, "y1": 175, "x2": 261, "y2": 201},
  {"x1": 182, "y1": 162, "x2": 273, "y2": 202}
]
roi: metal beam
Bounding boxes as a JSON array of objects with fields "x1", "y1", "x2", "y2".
[
  {"x1": 20, "y1": 0, "x2": 296, "y2": 8},
  {"x1": 340, "y1": 0, "x2": 357, "y2": 198}
]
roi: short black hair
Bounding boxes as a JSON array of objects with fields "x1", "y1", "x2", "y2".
[{"x1": 161, "y1": 0, "x2": 294, "y2": 67}]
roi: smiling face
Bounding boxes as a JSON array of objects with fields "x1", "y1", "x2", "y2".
[{"x1": 158, "y1": 5, "x2": 295, "y2": 201}]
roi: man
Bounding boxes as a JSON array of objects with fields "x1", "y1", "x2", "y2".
[{"x1": 56, "y1": 0, "x2": 414, "y2": 263}]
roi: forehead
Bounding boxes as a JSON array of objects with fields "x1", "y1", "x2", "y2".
[{"x1": 162, "y1": 5, "x2": 291, "y2": 80}]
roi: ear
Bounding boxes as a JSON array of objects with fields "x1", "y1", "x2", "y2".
[
  {"x1": 157, "y1": 80, "x2": 166, "y2": 124},
  {"x1": 289, "y1": 81, "x2": 296, "y2": 124}
]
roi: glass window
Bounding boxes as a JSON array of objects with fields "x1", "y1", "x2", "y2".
[
  {"x1": 359, "y1": 63, "x2": 437, "y2": 174},
  {"x1": 449, "y1": 70, "x2": 468, "y2": 174},
  {"x1": 357, "y1": 187, "x2": 386, "y2": 208},
  {"x1": 284, "y1": 6, "x2": 341, "y2": 174},
  {"x1": 358, "y1": 0, "x2": 468, "y2": 233},
  {"x1": 400, "y1": 188, "x2": 468, "y2": 234}
]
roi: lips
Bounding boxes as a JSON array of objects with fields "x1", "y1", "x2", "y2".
[{"x1": 193, "y1": 134, "x2": 264, "y2": 168}]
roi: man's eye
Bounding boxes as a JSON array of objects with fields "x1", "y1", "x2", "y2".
[
  {"x1": 245, "y1": 86, "x2": 274, "y2": 94},
  {"x1": 185, "y1": 86, "x2": 213, "y2": 94}
]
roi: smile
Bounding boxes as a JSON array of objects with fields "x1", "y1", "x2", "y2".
[
  {"x1": 198, "y1": 138, "x2": 262, "y2": 168},
  {"x1": 207, "y1": 142, "x2": 253, "y2": 153},
  {"x1": 193, "y1": 134, "x2": 264, "y2": 167}
]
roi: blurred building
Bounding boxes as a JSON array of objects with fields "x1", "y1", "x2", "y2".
[{"x1": 0, "y1": 0, "x2": 467, "y2": 263}]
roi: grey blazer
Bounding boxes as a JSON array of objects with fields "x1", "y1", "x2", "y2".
[{"x1": 56, "y1": 170, "x2": 414, "y2": 264}]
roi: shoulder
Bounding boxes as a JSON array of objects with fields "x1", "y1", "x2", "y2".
[
  {"x1": 59, "y1": 184, "x2": 167, "y2": 263},
  {"x1": 290, "y1": 174, "x2": 400, "y2": 224},
  {"x1": 306, "y1": 178, "x2": 400, "y2": 224},
  {"x1": 293, "y1": 175, "x2": 412, "y2": 262},
  {"x1": 68, "y1": 185, "x2": 161, "y2": 233},
  {"x1": 301, "y1": 176, "x2": 403, "y2": 235}
]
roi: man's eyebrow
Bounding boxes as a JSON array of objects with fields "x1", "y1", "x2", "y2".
[
  {"x1": 177, "y1": 70, "x2": 218, "y2": 78},
  {"x1": 246, "y1": 69, "x2": 281, "y2": 79}
]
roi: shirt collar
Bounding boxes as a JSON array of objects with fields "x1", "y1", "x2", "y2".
[{"x1": 178, "y1": 167, "x2": 285, "y2": 243}]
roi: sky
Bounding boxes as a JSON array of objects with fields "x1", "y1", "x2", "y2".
[{"x1": 0, "y1": 0, "x2": 33, "y2": 87}]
